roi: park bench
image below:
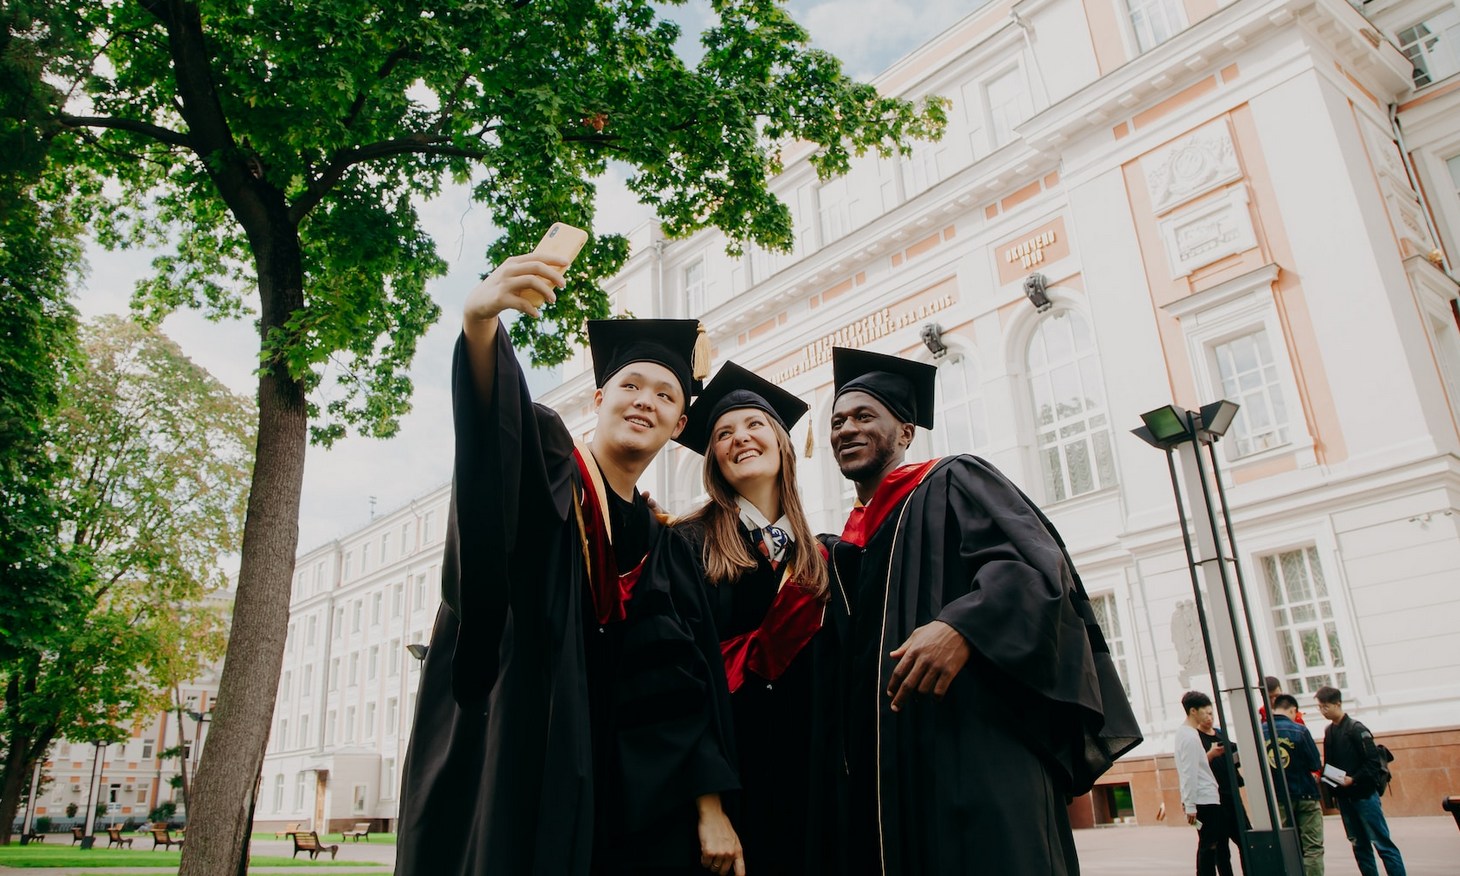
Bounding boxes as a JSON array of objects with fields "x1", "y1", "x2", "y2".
[
  {"x1": 341, "y1": 821, "x2": 372, "y2": 842},
  {"x1": 1444, "y1": 795, "x2": 1460, "y2": 831},
  {"x1": 20, "y1": 830, "x2": 44, "y2": 843},
  {"x1": 71, "y1": 827, "x2": 85, "y2": 845},
  {"x1": 292, "y1": 830, "x2": 339, "y2": 860},
  {"x1": 106, "y1": 826, "x2": 134, "y2": 848},
  {"x1": 274, "y1": 821, "x2": 303, "y2": 839},
  {"x1": 150, "y1": 826, "x2": 184, "y2": 850}
]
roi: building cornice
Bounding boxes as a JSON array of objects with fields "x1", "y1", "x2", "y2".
[{"x1": 1019, "y1": 0, "x2": 1412, "y2": 155}]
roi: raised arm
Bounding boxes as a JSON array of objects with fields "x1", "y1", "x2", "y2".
[{"x1": 462, "y1": 255, "x2": 567, "y2": 406}]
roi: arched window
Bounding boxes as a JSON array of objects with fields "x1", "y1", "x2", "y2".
[
  {"x1": 1026, "y1": 310, "x2": 1116, "y2": 502},
  {"x1": 909, "y1": 349, "x2": 989, "y2": 461}
]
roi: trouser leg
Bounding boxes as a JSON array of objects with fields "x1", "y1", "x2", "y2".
[
  {"x1": 1294, "y1": 799, "x2": 1325, "y2": 876},
  {"x1": 1352, "y1": 795, "x2": 1406, "y2": 876},
  {"x1": 1337, "y1": 798, "x2": 1380, "y2": 876}
]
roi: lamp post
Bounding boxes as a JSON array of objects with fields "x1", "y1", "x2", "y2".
[
  {"x1": 1133, "y1": 401, "x2": 1302, "y2": 875},
  {"x1": 79, "y1": 741, "x2": 107, "y2": 850}
]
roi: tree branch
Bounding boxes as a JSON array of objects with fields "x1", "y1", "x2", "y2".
[
  {"x1": 343, "y1": 47, "x2": 416, "y2": 131},
  {"x1": 289, "y1": 137, "x2": 493, "y2": 224},
  {"x1": 58, "y1": 113, "x2": 190, "y2": 149}
]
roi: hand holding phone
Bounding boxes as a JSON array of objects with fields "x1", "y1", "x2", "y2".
[{"x1": 522, "y1": 222, "x2": 589, "y2": 308}]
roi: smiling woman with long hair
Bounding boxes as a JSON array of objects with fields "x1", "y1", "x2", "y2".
[{"x1": 674, "y1": 362, "x2": 828, "y2": 876}]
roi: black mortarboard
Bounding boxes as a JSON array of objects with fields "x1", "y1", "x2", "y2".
[
  {"x1": 832, "y1": 347, "x2": 936, "y2": 429},
  {"x1": 676, "y1": 361, "x2": 809, "y2": 455},
  {"x1": 587, "y1": 319, "x2": 708, "y2": 401}
]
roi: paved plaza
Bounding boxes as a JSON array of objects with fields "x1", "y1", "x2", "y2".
[{"x1": 4, "y1": 815, "x2": 1456, "y2": 873}]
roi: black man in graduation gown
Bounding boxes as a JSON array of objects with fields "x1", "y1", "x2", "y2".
[
  {"x1": 395, "y1": 252, "x2": 743, "y2": 876},
  {"x1": 673, "y1": 363, "x2": 828, "y2": 876},
  {"x1": 818, "y1": 348, "x2": 1143, "y2": 876}
]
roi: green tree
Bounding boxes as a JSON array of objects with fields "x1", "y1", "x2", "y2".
[
  {"x1": 19, "y1": 2, "x2": 944, "y2": 870},
  {"x1": 0, "y1": 317, "x2": 248, "y2": 843}
]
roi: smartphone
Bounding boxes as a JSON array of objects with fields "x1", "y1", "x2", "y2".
[
  {"x1": 533, "y1": 222, "x2": 589, "y2": 267},
  {"x1": 523, "y1": 222, "x2": 588, "y2": 308}
]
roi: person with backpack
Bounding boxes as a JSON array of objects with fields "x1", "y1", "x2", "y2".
[
  {"x1": 1316, "y1": 685, "x2": 1406, "y2": 876},
  {"x1": 1263, "y1": 693, "x2": 1324, "y2": 875}
]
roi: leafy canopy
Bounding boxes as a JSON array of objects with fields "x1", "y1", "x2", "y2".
[{"x1": 35, "y1": 0, "x2": 944, "y2": 444}]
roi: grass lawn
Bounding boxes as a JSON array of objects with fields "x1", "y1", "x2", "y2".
[
  {"x1": 0, "y1": 844, "x2": 386, "y2": 868},
  {"x1": 250, "y1": 832, "x2": 396, "y2": 846}
]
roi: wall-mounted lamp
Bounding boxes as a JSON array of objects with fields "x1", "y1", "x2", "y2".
[
  {"x1": 919, "y1": 322, "x2": 948, "y2": 358},
  {"x1": 1023, "y1": 272, "x2": 1052, "y2": 312}
]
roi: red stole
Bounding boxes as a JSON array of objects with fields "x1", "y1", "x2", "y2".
[
  {"x1": 839, "y1": 459, "x2": 940, "y2": 547},
  {"x1": 572, "y1": 445, "x2": 645, "y2": 625},
  {"x1": 719, "y1": 542, "x2": 828, "y2": 694}
]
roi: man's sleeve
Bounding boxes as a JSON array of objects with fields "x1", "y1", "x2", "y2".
[
  {"x1": 1174, "y1": 729, "x2": 1201, "y2": 813},
  {"x1": 1296, "y1": 727, "x2": 1322, "y2": 773},
  {"x1": 1353, "y1": 722, "x2": 1384, "y2": 787}
]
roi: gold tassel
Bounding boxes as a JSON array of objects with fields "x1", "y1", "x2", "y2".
[
  {"x1": 692, "y1": 323, "x2": 712, "y2": 382},
  {"x1": 804, "y1": 419, "x2": 814, "y2": 459}
]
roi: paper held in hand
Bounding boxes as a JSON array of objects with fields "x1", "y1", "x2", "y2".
[{"x1": 1321, "y1": 763, "x2": 1347, "y2": 787}]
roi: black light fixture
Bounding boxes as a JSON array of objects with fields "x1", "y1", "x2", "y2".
[
  {"x1": 919, "y1": 322, "x2": 948, "y2": 358},
  {"x1": 1023, "y1": 272, "x2": 1052, "y2": 312},
  {"x1": 405, "y1": 643, "x2": 428, "y2": 662},
  {"x1": 1134, "y1": 404, "x2": 1191, "y2": 450},
  {"x1": 1199, "y1": 399, "x2": 1239, "y2": 440}
]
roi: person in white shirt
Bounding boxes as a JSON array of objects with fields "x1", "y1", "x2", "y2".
[{"x1": 1175, "y1": 690, "x2": 1235, "y2": 876}]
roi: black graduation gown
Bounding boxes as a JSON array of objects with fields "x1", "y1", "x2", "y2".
[
  {"x1": 395, "y1": 325, "x2": 738, "y2": 876},
  {"x1": 820, "y1": 455, "x2": 1143, "y2": 876},
  {"x1": 679, "y1": 524, "x2": 822, "y2": 876}
]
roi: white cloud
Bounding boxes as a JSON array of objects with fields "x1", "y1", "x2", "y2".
[{"x1": 790, "y1": 0, "x2": 982, "y2": 81}]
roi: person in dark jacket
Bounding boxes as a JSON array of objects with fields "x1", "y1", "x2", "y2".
[
  {"x1": 1316, "y1": 686, "x2": 1405, "y2": 876},
  {"x1": 395, "y1": 253, "x2": 743, "y2": 876},
  {"x1": 817, "y1": 347, "x2": 1142, "y2": 875},
  {"x1": 675, "y1": 362, "x2": 829, "y2": 876},
  {"x1": 1263, "y1": 693, "x2": 1324, "y2": 875}
]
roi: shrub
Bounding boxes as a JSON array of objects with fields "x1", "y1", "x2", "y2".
[
  {"x1": 34, "y1": 816, "x2": 52, "y2": 833},
  {"x1": 65, "y1": 803, "x2": 78, "y2": 818}
]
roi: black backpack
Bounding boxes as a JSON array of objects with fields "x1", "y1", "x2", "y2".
[{"x1": 1374, "y1": 743, "x2": 1396, "y2": 796}]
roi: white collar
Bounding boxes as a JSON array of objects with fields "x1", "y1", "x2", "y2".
[{"x1": 736, "y1": 495, "x2": 793, "y2": 539}]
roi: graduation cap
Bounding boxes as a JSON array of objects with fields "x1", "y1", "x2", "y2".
[
  {"x1": 676, "y1": 361, "x2": 809, "y2": 455},
  {"x1": 832, "y1": 347, "x2": 936, "y2": 429},
  {"x1": 587, "y1": 318, "x2": 710, "y2": 401}
]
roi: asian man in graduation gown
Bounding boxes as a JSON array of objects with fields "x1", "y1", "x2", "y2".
[
  {"x1": 817, "y1": 347, "x2": 1143, "y2": 876},
  {"x1": 395, "y1": 253, "x2": 743, "y2": 876}
]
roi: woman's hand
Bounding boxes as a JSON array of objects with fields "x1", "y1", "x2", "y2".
[
  {"x1": 463, "y1": 254, "x2": 567, "y2": 335},
  {"x1": 696, "y1": 794, "x2": 745, "y2": 876}
]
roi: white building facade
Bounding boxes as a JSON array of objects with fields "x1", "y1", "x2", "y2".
[{"x1": 265, "y1": 0, "x2": 1460, "y2": 830}]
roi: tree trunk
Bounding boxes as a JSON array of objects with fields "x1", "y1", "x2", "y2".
[
  {"x1": 172, "y1": 689, "x2": 190, "y2": 811},
  {"x1": 177, "y1": 218, "x2": 307, "y2": 876},
  {"x1": 0, "y1": 730, "x2": 31, "y2": 845}
]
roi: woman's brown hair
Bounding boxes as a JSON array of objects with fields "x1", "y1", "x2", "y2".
[{"x1": 681, "y1": 418, "x2": 828, "y2": 598}]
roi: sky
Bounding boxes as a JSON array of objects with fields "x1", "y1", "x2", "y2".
[{"x1": 74, "y1": 0, "x2": 985, "y2": 552}]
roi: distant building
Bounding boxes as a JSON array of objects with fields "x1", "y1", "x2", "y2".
[
  {"x1": 264, "y1": 0, "x2": 1460, "y2": 832},
  {"x1": 257, "y1": 490, "x2": 447, "y2": 832}
]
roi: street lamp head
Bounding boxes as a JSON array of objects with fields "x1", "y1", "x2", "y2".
[
  {"x1": 1198, "y1": 400, "x2": 1240, "y2": 440},
  {"x1": 1133, "y1": 404, "x2": 1192, "y2": 450},
  {"x1": 406, "y1": 643, "x2": 428, "y2": 662}
]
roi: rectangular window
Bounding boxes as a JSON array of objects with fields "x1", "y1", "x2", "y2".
[
  {"x1": 1399, "y1": 8, "x2": 1460, "y2": 89},
  {"x1": 1212, "y1": 330, "x2": 1291, "y2": 457},
  {"x1": 817, "y1": 177, "x2": 853, "y2": 244},
  {"x1": 368, "y1": 646, "x2": 379, "y2": 680},
  {"x1": 380, "y1": 532, "x2": 390, "y2": 564},
  {"x1": 1089, "y1": 593, "x2": 1131, "y2": 696},
  {"x1": 353, "y1": 783, "x2": 368, "y2": 814},
  {"x1": 1448, "y1": 153, "x2": 1460, "y2": 199},
  {"x1": 392, "y1": 583, "x2": 404, "y2": 618},
  {"x1": 299, "y1": 714, "x2": 310, "y2": 747},
  {"x1": 329, "y1": 658, "x2": 340, "y2": 691},
  {"x1": 401, "y1": 522, "x2": 413, "y2": 556},
  {"x1": 361, "y1": 542, "x2": 370, "y2": 572},
  {"x1": 381, "y1": 758, "x2": 396, "y2": 800},
  {"x1": 364, "y1": 702, "x2": 376, "y2": 739},
  {"x1": 286, "y1": 623, "x2": 296, "y2": 652},
  {"x1": 334, "y1": 607, "x2": 344, "y2": 637},
  {"x1": 326, "y1": 710, "x2": 337, "y2": 743},
  {"x1": 386, "y1": 697, "x2": 399, "y2": 734},
  {"x1": 302, "y1": 664, "x2": 314, "y2": 694},
  {"x1": 273, "y1": 775, "x2": 285, "y2": 812},
  {"x1": 343, "y1": 551, "x2": 352, "y2": 580},
  {"x1": 281, "y1": 671, "x2": 292, "y2": 700},
  {"x1": 314, "y1": 561, "x2": 324, "y2": 591},
  {"x1": 352, "y1": 600, "x2": 362, "y2": 632},
  {"x1": 414, "y1": 573, "x2": 429, "y2": 610},
  {"x1": 295, "y1": 773, "x2": 307, "y2": 810},
  {"x1": 1263, "y1": 546, "x2": 1346, "y2": 696},
  {"x1": 1128, "y1": 0, "x2": 1187, "y2": 54},
  {"x1": 278, "y1": 719, "x2": 288, "y2": 751},
  {"x1": 423, "y1": 511, "x2": 435, "y2": 543},
  {"x1": 1028, "y1": 311, "x2": 1118, "y2": 502},
  {"x1": 142, "y1": 741, "x2": 153, "y2": 760},
  {"x1": 305, "y1": 615, "x2": 317, "y2": 646},
  {"x1": 984, "y1": 66, "x2": 1032, "y2": 150},
  {"x1": 345, "y1": 706, "x2": 356, "y2": 742},
  {"x1": 349, "y1": 653, "x2": 360, "y2": 685},
  {"x1": 388, "y1": 639, "x2": 401, "y2": 677},
  {"x1": 684, "y1": 260, "x2": 706, "y2": 317},
  {"x1": 372, "y1": 593, "x2": 383, "y2": 626}
]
